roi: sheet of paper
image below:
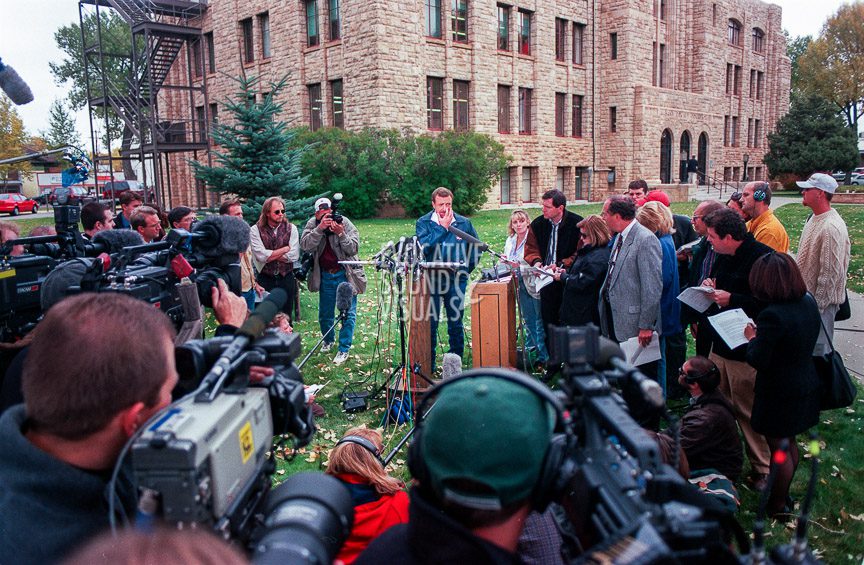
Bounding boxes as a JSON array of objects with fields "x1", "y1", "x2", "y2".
[
  {"x1": 533, "y1": 266, "x2": 556, "y2": 291},
  {"x1": 676, "y1": 239, "x2": 700, "y2": 254},
  {"x1": 619, "y1": 332, "x2": 662, "y2": 366},
  {"x1": 304, "y1": 383, "x2": 326, "y2": 402},
  {"x1": 677, "y1": 286, "x2": 715, "y2": 313},
  {"x1": 707, "y1": 308, "x2": 753, "y2": 350}
]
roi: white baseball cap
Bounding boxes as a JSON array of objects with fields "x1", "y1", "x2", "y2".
[
  {"x1": 796, "y1": 173, "x2": 838, "y2": 194},
  {"x1": 314, "y1": 197, "x2": 332, "y2": 211}
]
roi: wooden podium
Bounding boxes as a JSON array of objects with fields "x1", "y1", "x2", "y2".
[{"x1": 470, "y1": 280, "x2": 517, "y2": 368}]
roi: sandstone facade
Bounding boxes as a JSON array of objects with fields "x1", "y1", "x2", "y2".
[{"x1": 160, "y1": 0, "x2": 790, "y2": 209}]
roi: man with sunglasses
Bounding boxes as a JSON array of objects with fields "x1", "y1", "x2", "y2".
[
  {"x1": 739, "y1": 182, "x2": 789, "y2": 252},
  {"x1": 661, "y1": 356, "x2": 743, "y2": 482}
]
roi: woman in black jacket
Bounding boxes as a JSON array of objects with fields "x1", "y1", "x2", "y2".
[
  {"x1": 554, "y1": 215, "x2": 612, "y2": 327},
  {"x1": 744, "y1": 253, "x2": 821, "y2": 516}
]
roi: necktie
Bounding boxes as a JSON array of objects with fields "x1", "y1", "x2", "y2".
[
  {"x1": 601, "y1": 234, "x2": 625, "y2": 298},
  {"x1": 545, "y1": 223, "x2": 558, "y2": 266}
]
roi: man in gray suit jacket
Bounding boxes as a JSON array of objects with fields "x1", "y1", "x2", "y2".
[{"x1": 598, "y1": 195, "x2": 663, "y2": 348}]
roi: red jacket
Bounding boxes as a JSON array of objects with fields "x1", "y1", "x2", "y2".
[{"x1": 336, "y1": 473, "x2": 410, "y2": 564}]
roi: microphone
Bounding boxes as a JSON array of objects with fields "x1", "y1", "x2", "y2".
[
  {"x1": 441, "y1": 353, "x2": 463, "y2": 381},
  {"x1": 92, "y1": 229, "x2": 145, "y2": 254},
  {"x1": 335, "y1": 282, "x2": 354, "y2": 322},
  {"x1": 373, "y1": 240, "x2": 395, "y2": 259},
  {"x1": 0, "y1": 58, "x2": 34, "y2": 105},
  {"x1": 395, "y1": 236, "x2": 406, "y2": 261},
  {"x1": 446, "y1": 224, "x2": 488, "y2": 251},
  {"x1": 195, "y1": 289, "x2": 287, "y2": 403}
]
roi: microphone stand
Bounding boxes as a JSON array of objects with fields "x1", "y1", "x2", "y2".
[{"x1": 297, "y1": 306, "x2": 349, "y2": 370}]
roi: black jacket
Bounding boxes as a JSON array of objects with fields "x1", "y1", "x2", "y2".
[
  {"x1": 559, "y1": 244, "x2": 612, "y2": 327},
  {"x1": 356, "y1": 489, "x2": 521, "y2": 565},
  {"x1": 746, "y1": 298, "x2": 821, "y2": 438},
  {"x1": 524, "y1": 210, "x2": 583, "y2": 268},
  {"x1": 672, "y1": 214, "x2": 697, "y2": 290},
  {"x1": 702, "y1": 235, "x2": 772, "y2": 361}
]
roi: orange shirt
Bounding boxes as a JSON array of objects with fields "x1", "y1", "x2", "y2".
[{"x1": 747, "y1": 209, "x2": 789, "y2": 253}]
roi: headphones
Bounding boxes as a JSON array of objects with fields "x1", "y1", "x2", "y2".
[
  {"x1": 336, "y1": 435, "x2": 386, "y2": 468},
  {"x1": 682, "y1": 364, "x2": 719, "y2": 384},
  {"x1": 406, "y1": 368, "x2": 573, "y2": 512},
  {"x1": 753, "y1": 182, "x2": 769, "y2": 202}
]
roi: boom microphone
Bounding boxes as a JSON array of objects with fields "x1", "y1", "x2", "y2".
[
  {"x1": 176, "y1": 215, "x2": 251, "y2": 257},
  {"x1": 335, "y1": 282, "x2": 354, "y2": 321},
  {"x1": 0, "y1": 58, "x2": 34, "y2": 105},
  {"x1": 92, "y1": 229, "x2": 145, "y2": 254},
  {"x1": 446, "y1": 224, "x2": 487, "y2": 251}
]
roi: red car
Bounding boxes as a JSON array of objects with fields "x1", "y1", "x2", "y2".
[{"x1": 0, "y1": 193, "x2": 39, "y2": 216}]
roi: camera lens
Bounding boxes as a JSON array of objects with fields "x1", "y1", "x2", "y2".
[{"x1": 252, "y1": 472, "x2": 354, "y2": 565}]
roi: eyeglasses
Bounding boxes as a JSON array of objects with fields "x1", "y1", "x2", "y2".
[
  {"x1": 272, "y1": 209, "x2": 285, "y2": 215},
  {"x1": 692, "y1": 214, "x2": 702, "y2": 221},
  {"x1": 729, "y1": 192, "x2": 743, "y2": 202}
]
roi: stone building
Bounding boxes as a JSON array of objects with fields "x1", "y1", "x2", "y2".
[{"x1": 161, "y1": 0, "x2": 790, "y2": 208}]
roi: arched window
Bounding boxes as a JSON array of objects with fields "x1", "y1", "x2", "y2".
[
  {"x1": 728, "y1": 19, "x2": 742, "y2": 46},
  {"x1": 752, "y1": 27, "x2": 765, "y2": 53},
  {"x1": 660, "y1": 129, "x2": 673, "y2": 184}
]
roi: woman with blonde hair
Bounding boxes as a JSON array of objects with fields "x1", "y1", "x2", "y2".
[
  {"x1": 502, "y1": 209, "x2": 547, "y2": 368},
  {"x1": 553, "y1": 215, "x2": 611, "y2": 326},
  {"x1": 636, "y1": 201, "x2": 680, "y2": 393},
  {"x1": 325, "y1": 427, "x2": 409, "y2": 563}
]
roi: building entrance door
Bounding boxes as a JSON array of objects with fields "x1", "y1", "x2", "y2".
[{"x1": 660, "y1": 129, "x2": 673, "y2": 184}]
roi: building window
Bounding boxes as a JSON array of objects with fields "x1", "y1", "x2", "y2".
[
  {"x1": 572, "y1": 95, "x2": 583, "y2": 137},
  {"x1": 712, "y1": 3, "x2": 717, "y2": 25},
  {"x1": 426, "y1": 0, "x2": 442, "y2": 38},
  {"x1": 498, "y1": 85, "x2": 510, "y2": 134},
  {"x1": 659, "y1": 0, "x2": 667, "y2": 19},
  {"x1": 752, "y1": 27, "x2": 764, "y2": 53},
  {"x1": 733, "y1": 65, "x2": 741, "y2": 95},
  {"x1": 754, "y1": 119, "x2": 761, "y2": 147},
  {"x1": 195, "y1": 105, "x2": 206, "y2": 139},
  {"x1": 554, "y1": 93, "x2": 566, "y2": 136},
  {"x1": 555, "y1": 18, "x2": 567, "y2": 62},
  {"x1": 521, "y1": 167, "x2": 534, "y2": 201},
  {"x1": 500, "y1": 168, "x2": 512, "y2": 204},
  {"x1": 723, "y1": 115, "x2": 730, "y2": 146},
  {"x1": 191, "y1": 38, "x2": 203, "y2": 78},
  {"x1": 755, "y1": 166, "x2": 763, "y2": 181},
  {"x1": 723, "y1": 166, "x2": 732, "y2": 181},
  {"x1": 209, "y1": 103, "x2": 218, "y2": 145},
  {"x1": 747, "y1": 118, "x2": 754, "y2": 147},
  {"x1": 518, "y1": 87, "x2": 532, "y2": 134},
  {"x1": 728, "y1": 19, "x2": 742, "y2": 46},
  {"x1": 572, "y1": 23, "x2": 584, "y2": 65},
  {"x1": 749, "y1": 69, "x2": 756, "y2": 97},
  {"x1": 453, "y1": 80, "x2": 469, "y2": 131},
  {"x1": 730, "y1": 116, "x2": 738, "y2": 146},
  {"x1": 329, "y1": 0, "x2": 341, "y2": 40},
  {"x1": 609, "y1": 106, "x2": 617, "y2": 132},
  {"x1": 331, "y1": 79, "x2": 343, "y2": 128},
  {"x1": 733, "y1": 166, "x2": 741, "y2": 181},
  {"x1": 609, "y1": 32, "x2": 618, "y2": 60},
  {"x1": 497, "y1": 5, "x2": 509, "y2": 50},
  {"x1": 241, "y1": 18, "x2": 254, "y2": 63},
  {"x1": 518, "y1": 10, "x2": 531, "y2": 55},
  {"x1": 308, "y1": 83, "x2": 322, "y2": 131},
  {"x1": 306, "y1": 1, "x2": 319, "y2": 47},
  {"x1": 726, "y1": 64, "x2": 733, "y2": 94},
  {"x1": 756, "y1": 71, "x2": 764, "y2": 99},
  {"x1": 258, "y1": 12, "x2": 271, "y2": 58},
  {"x1": 575, "y1": 166, "x2": 587, "y2": 198},
  {"x1": 556, "y1": 167, "x2": 568, "y2": 192},
  {"x1": 451, "y1": 0, "x2": 468, "y2": 42},
  {"x1": 427, "y1": 77, "x2": 444, "y2": 130},
  {"x1": 204, "y1": 32, "x2": 215, "y2": 73},
  {"x1": 658, "y1": 43, "x2": 665, "y2": 87}
]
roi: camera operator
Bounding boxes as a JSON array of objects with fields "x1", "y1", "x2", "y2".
[
  {"x1": 300, "y1": 197, "x2": 366, "y2": 365},
  {"x1": 356, "y1": 372, "x2": 559, "y2": 564},
  {"x1": 250, "y1": 196, "x2": 299, "y2": 320},
  {"x1": 0, "y1": 293, "x2": 179, "y2": 564},
  {"x1": 80, "y1": 202, "x2": 115, "y2": 240}
]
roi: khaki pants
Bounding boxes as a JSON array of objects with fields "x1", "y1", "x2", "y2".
[{"x1": 709, "y1": 352, "x2": 771, "y2": 475}]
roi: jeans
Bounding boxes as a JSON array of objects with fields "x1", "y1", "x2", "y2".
[
  {"x1": 242, "y1": 288, "x2": 256, "y2": 313},
  {"x1": 517, "y1": 278, "x2": 547, "y2": 363},
  {"x1": 319, "y1": 270, "x2": 357, "y2": 353},
  {"x1": 428, "y1": 271, "x2": 469, "y2": 359}
]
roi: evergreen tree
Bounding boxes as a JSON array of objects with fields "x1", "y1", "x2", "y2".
[
  {"x1": 764, "y1": 94, "x2": 858, "y2": 178},
  {"x1": 191, "y1": 75, "x2": 312, "y2": 220},
  {"x1": 41, "y1": 99, "x2": 82, "y2": 149}
]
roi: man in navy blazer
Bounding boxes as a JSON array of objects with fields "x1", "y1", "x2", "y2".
[{"x1": 416, "y1": 187, "x2": 479, "y2": 362}]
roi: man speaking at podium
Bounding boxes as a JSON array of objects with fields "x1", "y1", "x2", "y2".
[{"x1": 416, "y1": 187, "x2": 479, "y2": 363}]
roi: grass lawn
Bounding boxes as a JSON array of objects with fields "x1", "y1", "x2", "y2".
[{"x1": 6, "y1": 201, "x2": 863, "y2": 562}]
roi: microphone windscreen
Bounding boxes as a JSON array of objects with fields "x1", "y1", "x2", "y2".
[
  {"x1": 441, "y1": 353, "x2": 463, "y2": 381},
  {"x1": 596, "y1": 336, "x2": 625, "y2": 369},
  {"x1": 40, "y1": 258, "x2": 95, "y2": 311},
  {"x1": 239, "y1": 288, "x2": 288, "y2": 337},
  {"x1": 335, "y1": 282, "x2": 354, "y2": 312},
  {"x1": 0, "y1": 64, "x2": 34, "y2": 105},
  {"x1": 92, "y1": 229, "x2": 145, "y2": 253},
  {"x1": 194, "y1": 215, "x2": 251, "y2": 256}
]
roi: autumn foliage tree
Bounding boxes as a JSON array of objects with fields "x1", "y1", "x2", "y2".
[{"x1": 0, "y1": 96, "x2": 30, "y2": 183}]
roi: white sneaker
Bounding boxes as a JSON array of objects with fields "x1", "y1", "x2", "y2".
[
  {"x1": 333, "y1": 351, "x2": 349, "y2": 365},
  {"x1": 321, "y1": 342, "x2": 333, "y2": 353}
]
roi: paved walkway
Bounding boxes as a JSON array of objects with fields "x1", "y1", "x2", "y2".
[{"x1": 835, "y1": 290, "x2": 864, "y2": 385}]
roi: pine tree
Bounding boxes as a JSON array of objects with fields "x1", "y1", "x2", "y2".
[
  {"x1": 191, "y1": 75, "x2": 312, "y2": 220},
  {"x1": 42, "y1": 99, "x2": 82, "y2": 149}
]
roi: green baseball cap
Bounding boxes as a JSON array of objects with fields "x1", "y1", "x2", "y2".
[{"x1": 420, "y1": 376, "x2": 555, "y2": 510}]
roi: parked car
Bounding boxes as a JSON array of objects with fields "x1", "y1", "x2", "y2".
[
  {"x1": 32, "y1": 188, "x2": 52, "y2": 206},
  {"x1": 0, "y1": 193, "x2": 39, "y2": 215},
  {"x1": 831, "y1": 171, "x2": 847, "y2": 182},
  {"x1": 48, "y1": 186, "x2": 95, "y2": 206},
  {"x1": 851, "y1": 173, "x2": 864, "y2": 186},
  {"x1": 99, "y1": 180, "x2": 145, "y2": 200}
]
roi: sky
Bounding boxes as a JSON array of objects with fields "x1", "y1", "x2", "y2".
[{"x1": 0, "y1": 0, "x2": 854, "y2": 146}]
